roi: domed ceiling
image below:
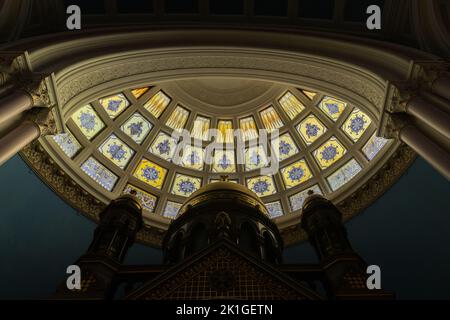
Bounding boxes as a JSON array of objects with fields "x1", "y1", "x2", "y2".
[{"x1": 32, "y1": 77, "x2": 410, "y2": 246}]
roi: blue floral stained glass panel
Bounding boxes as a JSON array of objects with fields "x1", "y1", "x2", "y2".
[
  {"x1": 164, "y1": 201, "x2": 182, "y2": 219},
  {"x1": 52, "y1": 132, "x2": 82, "y2": 158},
  {"x1": 362, "y1": 133, "x2": 389, "y2": 160},
  {"x1": 80, "y1": 157, "x2": 118, "y2": 191},
  {"x1": 327, "y1": 159, "x2": 362, "y2": 191},
  {"x1": 265, "y1": 201, "x2": 283, "y2": 218},
  {"x1": 289, "y1": 185, "x2": 322, "y2": 211}
]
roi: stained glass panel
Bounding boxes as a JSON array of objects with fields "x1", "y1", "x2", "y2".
[
  {"x1": 98, "y1": 134, "x2": 135, "y2": 169},
  {"x1": 80, "y1": 157, "x2": 118, "y2": 191},
  {"x1": 71, "y1": 104, "x2": 105, "y2": 140},
  {"x1": 217, "y1": 120, "x2": 234, "y2": 144},
  {"x1": 131, "y1": 87, "x2": 150, "y2": 99},
  {"x1": 52, "y1": 131, "x2": 82, "y2": 158},
  {"x1": 148, "y1": 132, "x2": 178, "y2": 161},
  {"x1": 164, "y1": 201, "x2": 182, "y2": 219},
  {"x1": 327, "y1": 159, "x2": 362, "y2": 191},
  {"x1": 313, "y1": 136, "x2": 347, "y2": 169},
  {"x1": 210, "y1": 179, "x2": 238, "y2": 183},
  {"x1": 171, "y1": 174, "x2": 202, "y2": 197},
  {"x1": 191, "y1": 116, "x2": 210, "y2": 141},
  {"x1": 363, "y1": 133, "x2": 389, "y2": 160},
  {"x1": 265, "y1": 201, "x2": 283, "y2": 218},
  {"x1": 297, "y1": 114, "x2": 327, "y2": 145},
  {"x1": 245, "y1": 145, "x2": 268, "y2": 171},
  {"x1": 133, "y1": 158, "x2": 167, "y2": 189},
  {"x1": 289, "y1": 185, "x2": 322, "y2": 211},
  {"x1": 212, "y1": 150, "x2": 236, "y2": 173},
  {"x1": 123, "y1": 184, "x2": 157, "y2": 212},
  {"x1": 342, "y1": 108, "x2": 372, "y2": 141},
  {"x1": 246, "y1": 175, "x2": 276, "y2": 197},
  {"x1": 260, "y1": 106, "x2": 284, "y2": 132},
  {"x1": 181, "y1": 145, "x2": 204, "y2": 171},
  {"x1": 272, "y1": 133, "x2": 299, "y2": 161},
  {"x1": 120, "y1": 113, "x2": 152, "y2": 144},
  {"x1": 280, "y1": 159, "x2": 313, "y2": 189},
  {"x1": 165, "y1": 105, "x2": 189, "y2": 131},
  {"x1": 278, "y1": 91, "x2": 305, "y2": 120},
  {"x1": 239, "y1": 116, "x2": 258, "y2": 141},
  {"x1": 99, "y1": 93, "x2": 130, "y2": 119},
  {"x1": 302, "y1": 90, "x2": 317, "y2": 100},
  {"x1": 143, "y1": 91, "x2": 171, "y2": 118},
  {"x1": 318, "y1": 96, "x2": 347, "y2": 121}
]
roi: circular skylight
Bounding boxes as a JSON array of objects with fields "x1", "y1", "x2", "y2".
[{"x1": 50, "y1": 80, "x2": 391, "y2": 223}]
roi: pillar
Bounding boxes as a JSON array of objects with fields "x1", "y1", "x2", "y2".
[
  {"x1": 0, "y1": 120, "x2": 40, "y2": 166},
  {"x1": 405, "y1": 96, "x2": 450, "y2": 140},
  {"x1": 432, "y1": 76, "x2": 450, "y2": 102},
  {"x1": 53, "y1": 195, "x2": 143, "y2": 300},
  {"x1": 398, "y1": 123, "x2": 450, "y2": 180},
  {"x1": 0, "y1": 91, "x2": 33, "y2": 124}
]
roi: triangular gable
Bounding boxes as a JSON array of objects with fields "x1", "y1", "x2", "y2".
[{"x1": 125, "y1": 241, "x2": 323, "y2": 300}]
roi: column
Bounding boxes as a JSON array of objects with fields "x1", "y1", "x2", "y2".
[
  {"x1": 0, "y1": 121, "x2": 40, "y2": 166},
  {"x1": 0, "y1": 107, "x2": 56, "y2": 166},
  {"x1": 398, "y1": 123, "x2": 450, "y2": 181},
  {"x1": 405, "y1": 96, "x2": 450, "y2": 140},
  {"x1": 0, "y1": 91, "x2": 33, "y2": 124},
  {"x1": 432, "y1": 76, "x2": 450, "y2": 102}
]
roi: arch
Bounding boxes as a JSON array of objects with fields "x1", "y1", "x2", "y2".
[
  {"x1": 262, "y1": 231, "x2": 278, "y2": 264},
  {"x1": 239, "y1": 221, "x2": 260, "y2": 257},
  {"x1": 167, "y1": 231, "x2": 184, "y2": 263},
  {"x1": 185, "y1": 223, "x2": 209, "y2": 257}
]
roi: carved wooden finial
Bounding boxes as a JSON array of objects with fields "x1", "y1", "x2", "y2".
[
  {"x1": 307, "y1": 189, "x2": 315, "y2": 196},
  {"x1": 220, "y1": 175, "x2": 229, "y2": 182}
]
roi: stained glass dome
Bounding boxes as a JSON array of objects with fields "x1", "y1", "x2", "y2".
[{"x1": 50, "y1": 80, "x2": 391, "y2": 224}]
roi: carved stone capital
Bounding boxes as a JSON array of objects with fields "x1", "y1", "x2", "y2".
[
  {"x1": 384, "y1": 82, "x2": 416, "y2": 114},
  {"x1": 25, "y1": 107, "x2": 58, "y2": 136},
  {"x1": 410, "y1": 60, "x2": 450, "y2": 90},
  {"x1": 378, "y1": 112, "x2": 412, "y2": 139},
  {"x1": 17, "y1": 77, "x2": 53, "y2": 108}
]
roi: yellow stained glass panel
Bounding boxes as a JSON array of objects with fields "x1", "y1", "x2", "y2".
[
  {"x1": 302, "y1": 90, "x2": 317, "y2": 100},
  {"x1": 313, "y1": 136, "x2": 347, "y2": 169},
  {"x1": 217, "y1": 120, "x2": 234, "y2": 144},
  {"x1": 260, "y1": 106, "x2": 284, "y2": 132},
  {"x1": 297, "y1": 114, "x2": 327, "y2": 145},
  {"x1": 191, "y1": 116, "x2": 210, "y2": 140},
  {"x1": 246, "y1": 175, "x2": 276, "y2": 197},
  {"x1": 99, "y1": 93, "x2": 130, "y2": 119},
  {"x1": 342, "y1": 108, "x2": 372, "y2": 141},
  {"x1": 166, "y1": 105, "x2": 189, "y2": 131},
  {"x1": 131, "y1": 87, "x2": 150, "y2": 99},
  {"x1": 318, "y1": 96, "x2": 347, "y2": 121},
  {"x1": 171, "y1": 174, "x2": 202, "y2": 197},
  {"x1": 181, "y1": 145, "x2": 204, "y2": 171},
  {"x1": 133, "y1": 158, "x2": 167, "y2": 189},
  {"x1": 280, "y1": 159, "x2": 313, "y2": 189},
  {"x1": 143, "y1": 91, "x2": 171, "y2": 118},
  {"x1": 212, "y1": 150, "x2": 236, "y2": 173},
  {"x1": 278, "y1": 91, "x2": 305, "y2": 120},
  {"x1": 239, "y1": 116, "x2": 258, "y2": 141},
  {"x1": 98, "y1": 134, "x2": 135, "y2": 169},
  {"x1": 71, "y1": 104, "x2": 105, "y2": 140}
]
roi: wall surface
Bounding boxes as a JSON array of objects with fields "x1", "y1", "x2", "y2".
[{"x1": 0, "y1": 155, "x2": 448, "y2": 299}]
